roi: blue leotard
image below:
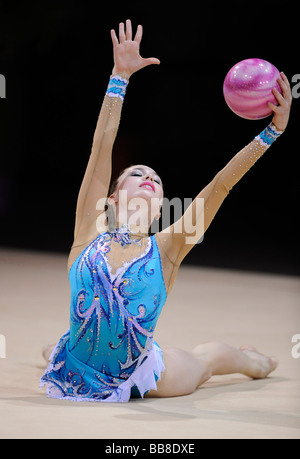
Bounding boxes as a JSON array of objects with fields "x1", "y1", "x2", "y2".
[{"x1": 40, "y1": 227, "x2": 167, "y2": 402}]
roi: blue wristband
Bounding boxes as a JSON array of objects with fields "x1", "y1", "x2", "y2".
[
  {"x1": 106, "y1": 75, "x2": 128, "y2": 100},
  {"x1": 255, "y1": 123, "x2": 283, "y2": 147}
]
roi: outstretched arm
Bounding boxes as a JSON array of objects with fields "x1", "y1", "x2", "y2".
[
  {"x1": 71, "y1": 20, "x2": 160, "y2": 252},
  {"x1": 158, "y1": 73, "x2": 292, "y2": 267}
]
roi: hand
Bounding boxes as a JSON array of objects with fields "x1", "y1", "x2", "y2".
[
  {"x1": 110, "y1": 19, "x2": 160, "y2": 80},
  {"x1": 268, "y1": 72, "x2": 292, "y2": 131}
]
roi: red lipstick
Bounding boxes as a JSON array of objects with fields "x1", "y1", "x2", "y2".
[{"x1": 139, "y1": 181, "x2": 155, "y2": 192}]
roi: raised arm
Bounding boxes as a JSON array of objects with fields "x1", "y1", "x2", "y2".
[
  {"x1": 158, "y1": 72, "x2": 292, "y2": 266},
  {"x1": 71, "y1": 20, "x2": 160, "y2": 252}
]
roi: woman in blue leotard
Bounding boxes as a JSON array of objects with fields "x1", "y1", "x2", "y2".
[{"x1": 41, "y1": 20, "x2": 292, "y2": 402}]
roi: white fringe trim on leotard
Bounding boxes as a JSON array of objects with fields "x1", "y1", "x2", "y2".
[{"x1": 40, "y1": 339, "x2": 165, "y2": 403}]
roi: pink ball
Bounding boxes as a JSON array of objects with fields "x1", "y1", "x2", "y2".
[{"x1": 223, "y1": 58, "x2": 281, "y2": 120}]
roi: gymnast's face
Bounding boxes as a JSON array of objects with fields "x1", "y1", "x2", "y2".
[
  {"x1": 113, "y1": 165, "x2": 163, "y2": 203},
  {"x1": 109, "y1": 165, "x2": 164, "y2": 226}
]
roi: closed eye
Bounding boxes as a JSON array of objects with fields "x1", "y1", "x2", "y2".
[
  {"x1": 130, "y1": 170, "x2": 143, "y2": 177},
  {"x1": 130, "y1": 169, "x2": 162, "y2": 186}
]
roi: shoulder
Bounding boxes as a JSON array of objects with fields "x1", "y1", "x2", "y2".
[{"x1": 68, "y1": 230, "x2": 108, "y2": 272}]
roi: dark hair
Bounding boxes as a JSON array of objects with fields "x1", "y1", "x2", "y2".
[
  {"x1": 107, "y1": 167, "x2": 129, "y2": 198},
  {"x1": 107, "y1": 177, "x2": 119, "y2": 198}
]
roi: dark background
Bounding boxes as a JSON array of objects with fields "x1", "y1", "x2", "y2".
[{"x1": 0, "y1": 0, "x2": 299, "y2": 275}]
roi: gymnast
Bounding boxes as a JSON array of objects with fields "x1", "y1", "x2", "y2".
[{"x1": 41, "y1": 20, "x2": 292, "y2": 402}]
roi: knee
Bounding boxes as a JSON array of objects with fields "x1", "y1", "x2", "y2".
[
  {"x1": 192, "y1": 340, "x2": 227, "y2": 356},
  {"x1": 206, "y1": 341, "x2": 229, "y2": 352}
]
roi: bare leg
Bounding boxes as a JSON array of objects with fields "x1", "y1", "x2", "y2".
[{"x1": 145, "y1": 341, "x2": 278, "y2": 398}]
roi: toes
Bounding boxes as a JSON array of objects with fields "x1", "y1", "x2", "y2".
[
  {"x1": 254, "y1": 356, "x2": 278, "y2": 379},
  {"x1": 240, "y1": 346, "x2": 278, "y2": 378}
]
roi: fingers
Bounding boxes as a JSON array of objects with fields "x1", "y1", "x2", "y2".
[
  {"x1": 134, "y1": 25, "x2": 143, "y2": 44},
  {"x1": 125, "y1": 19, "x2": 132, "y2": 41},
  {"x1": 143, "y1": 57, "x2": 161, "y2": 67},
  {"x1": 119, "y1": 22, "x2": 126, "y2": 43},
  {"x1": 272, "y1": 87, "x2": 285, "y2": 106},
  {"x1": 267, "y1": 101, "x2": 280, "y2": 113},
  {"x1": 110, "y1": 28, "x2": 119, "y2": 46},
  {"x1": 278, "y1": 72, "x2": 293, "y2": 103},
  {"x1": 112, "y1": 20, "x2": 142, "y2": 44},
  {"x1": 269, "y1": 90, "x2": 288, "y2": 114},
  {"x1": 271, "y1": 72, "x2": 292, "y2": 111}
]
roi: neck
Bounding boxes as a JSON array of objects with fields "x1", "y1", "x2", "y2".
[
  {"x1": 115, "y1": 221, "x2": 149, "y2": 236},
  {"x1": 115, "y1": 205, "x2": 151, "y2": 236}
]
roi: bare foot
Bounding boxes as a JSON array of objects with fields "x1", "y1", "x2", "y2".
[
  {"x1": 240, "y1": 345, "x2": 278, "y2": 379},
  {"x1": 42, "y1": 344, "x2": 55, "y2": 362}
]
